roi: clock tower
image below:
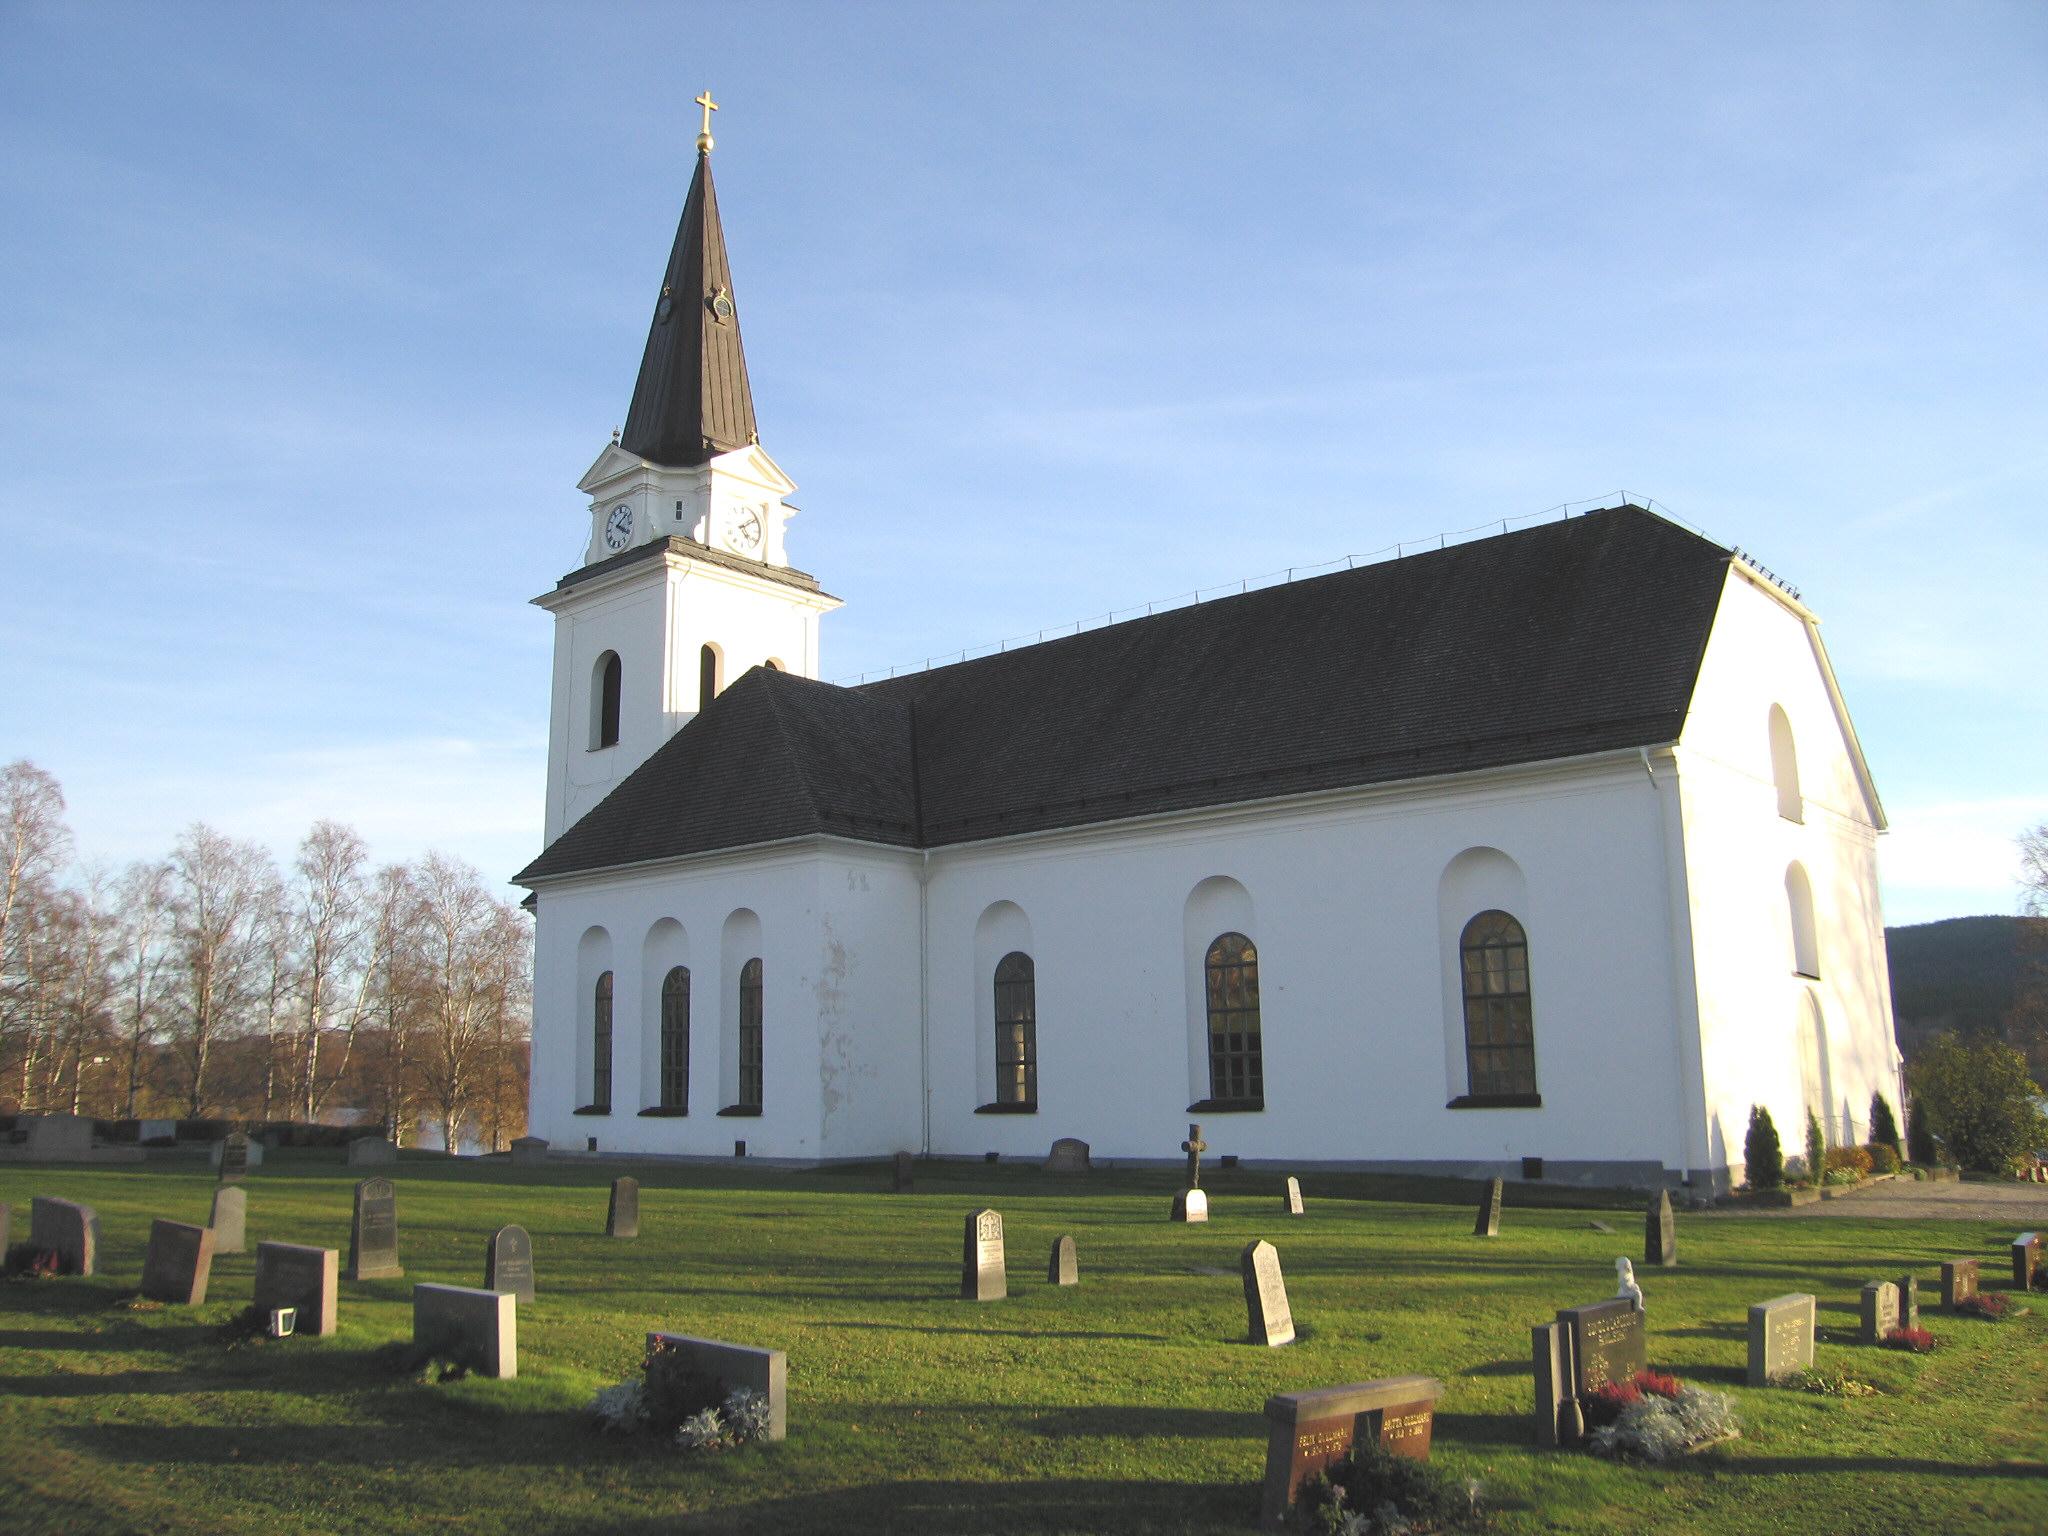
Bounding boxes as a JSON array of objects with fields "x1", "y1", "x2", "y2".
[{"x1": 534, "y1": 106, "x2": 841, "y2": 842}]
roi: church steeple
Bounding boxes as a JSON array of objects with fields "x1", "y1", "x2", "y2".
[{"x1": 619, "y1": 110, "x2": 758, "y2": 468}]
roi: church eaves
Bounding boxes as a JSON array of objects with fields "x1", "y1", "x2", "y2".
[{"x1": 618, "y1": 147, "x2": 759, "y2": 468}]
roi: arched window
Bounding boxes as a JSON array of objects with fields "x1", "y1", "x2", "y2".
[
  {"x1": 1786, "y1": 863, "x2": 1820, "y2": 978},
  {"x1": 591, "y1": 971, "x2": 614, "y2": 1111},
  {"x1": 993, "y1": 952, "x2": 1037, "y2": 1106},
  {"x1": 1204, "y1": 933, "x2": 1263, "y2": 1107},
  {"x1": 659, "y1": 966, "x2": 690, "y2": 1112},
  {"x1": 1768, "y1": 705, "x2": 1802, "y2": 823},
  {"x1": 737, "y1": 957, "x2": 763, "y2": 1110},
  {"x1": 699, "y1": 644, "x2": 722, "y2": 709},
  {"x1": 1460, "y1": 911, "x2": 1537, "y2": 1100},
  {"x1": 592, "y1": 652, "x2": 622, "y2": 750}
]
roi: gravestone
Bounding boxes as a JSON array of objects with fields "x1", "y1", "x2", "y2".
[
  {"x1": 1044, "y1": 1137, "x2": 1091, "y2": 1172},
  {"x1": 253, "y1": 1241, "x2": 337, "y2": 1335},
  {"x1": 1859, "y1": 1280, "x2": 1900, "y2": 1345},
  {"x1": 1260, "y1": 1375, "x2": 1442, "y2": 1527},
  {"x1": 1284, "y1": 1177, "x2": 1305, "y2": 1216},
  {"x1": 1644, "y1": 1189, "x2": 1677, "y2": 1267},
  {"x1": 1940, "y1": 1259, "x2": 1978, "y2": 1309},
  {"x1": 607, "y1": 1176, "x2": 639, "y2": 1238},
  {"x1": 1241, "y1": 1240, "x2": 1295, "y2": 1347},
  {"x1": 413, "y1": 1283, "x2": 516, "y2": 1377},
  {"x1": 29, "y1": 1196, "x2": 99, "y2": 1275},
  {"x1": 1473, "y1": 1177, "x2": 1503, "y2": 1237},
  {"x1": 346, "y1": 1176, "x2": 402, "y2": 1280},
  {"x1": 1898, "y1": 1272, "x2": 1920, "y2": 1330},
  {"x1": 214, "y1": 1132, "x2": 254, "y2": 1183},
  {"x1": 646, "y1": 1331, "x2": 787, "y2": 1441},
  {"x1": 138, "y1": 1118, "x2": 176, "y2": 1143},
  {"x1": 1555, "y1": 1297, "x2": 1646, "y2": 1397},
  {"x1": 892, "y1": 1151, "x2": 916, "y2": 1192},
  {"x1": 1531, "y1": 1321, "x2": 1577, "y2": 1446},
  {"x1": 509, "y1": 1136, "x2": 549, "y2": 1167},
  {"x1": 962, "y1": 1208, "x2": 1005, "y2": 1300},
  {"x1": 1747, "y1": 1293, "x2": 1816, "y2": 1386},
  {"x1": 25, "y1": 1113, "x2": 95, "y2": 1160},
  {"x1": 2011, "y1": 1232, "x2": 2042, "y2": 1290},
  {"x1": 1171, "y1": 1123, "x2": 1209, "y2": 1223},
  {"x1": 0, "y1": 1201, "x2": 10, "y2": 1257},
  {"x1": 140, "y1": 1218, "x2": 215, "y2": 1304},
  {"x1": 209, "y1": 1185, "x2": 246, "y2": 1254},
  {"x1": 1048, "y1": 1234, "x2": 1078, "y2": 1286},
  {"x1": 346, "y1": 1136, "x2": 398, "y2": 1166},
  {"x1": 485, "y1": 1224, "x2": 534, "y2": 1302}
]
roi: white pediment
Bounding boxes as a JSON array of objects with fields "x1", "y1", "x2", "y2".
[
  {"x1": 577, "y1": 442, "x2": 651, "y2": 495},
  {"x1": 711, "y1": 444, "x2": 797, "y2": 497}
]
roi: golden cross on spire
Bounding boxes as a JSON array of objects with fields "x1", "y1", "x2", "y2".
[{"x1": 695, "y1": 91, "x2": 718, "y2": 153}]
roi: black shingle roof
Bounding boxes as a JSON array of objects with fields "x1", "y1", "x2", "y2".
[{"x1": 516, "y1": 505, "x2": 1732, "y2": 883}]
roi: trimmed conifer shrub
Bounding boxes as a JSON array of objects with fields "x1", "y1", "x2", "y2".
[
  {"x1": 1805, "y1": 1110, "x2": 1826, "y2": 1185},
  {"x1": 1906, "y1": 1097, "x2": 1938, "y2": 1165},
  {"x1": 1869, "y1": 1092, "x2": 1902, "y2": 1158},
  {"x1": 1744, "y1": 1104, "x2": 1784, "y2": 1189}
]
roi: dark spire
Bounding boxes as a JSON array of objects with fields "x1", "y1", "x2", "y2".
[{"x1": 619, "y1": 146, "x2": 759, "y2": 467}]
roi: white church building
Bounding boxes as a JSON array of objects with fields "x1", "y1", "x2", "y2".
[{"x1": 515, "y1": 128, "x2": 1902, "y2": 1193}]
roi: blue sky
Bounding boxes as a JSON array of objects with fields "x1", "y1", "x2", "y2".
[{"x1": 1, "y1": 1, "x2": 2042, "y2": 924}]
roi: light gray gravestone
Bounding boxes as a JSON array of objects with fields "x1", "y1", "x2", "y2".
[
  {"x1": 1556, "y1": 1296, "x2": 1646, "y2": 1397},
  {"x1": 213, "y1": 1132, "x2": 255, "y2": 1183},
  {"x1": 1284, "y1": 1177, "x2": 1305, "y2": 1216},
  {"x1": 1474, "y1": 1177, "x2": 1503, "y2": 1237},
  {"x1": 646, "y1": 1331, "x2": 787, "y2": 1441},
  {"x1": 413, "y1": 1283, "x2": 516, "y2": 1378},
  {"x1": 892, "y1": 1151, "x2": 916, "y2": 1191},
  {"x1": 1048, "y1": 1234, "x2": 1077, "y2": 1286},
  {"x1": 1899, "y1": 1272, "x2": 1920, "y2": 1330},
  {"x1": 1241, "y1": 1240, "x2": 1295, "y2": 1347},
  {"x1": 1747, "y1": 1293, "x2": 1816, "y2": 1386},
  {"x1": 1260, "y1": 1375, "x2": 1442, "y2": 1528},
  {"x1": 138, "y1": 1118, "x2": 176, "y2": 1143},
  {"x1": 606, "y1": 1176, "x2": 639, "y2": 1238},
  {"x1": 962, "y1": 1208, "x2": 1005, "y2": 1300},
  {"x1": 1044, "y1": 1137, "x2": 1091, "y2": 1172},
  {"x1": 208, "y1": 1185, "x2": 246, "y2": 1254},
  {"x1": 346, "y1": 1136, "x2": 398, "y2": 1166},
  {"x1": 1171, "y1": 1187, "x2": 1210, "y2": 1222},
  {"x1": 1645, "y1": 1188, "x2": 1677, "y2": 1267},
  {"x1": 253, "y1": 1241, "x2": 337, "y2": 1335},
  {"x1": 1859, "y1": 1280, "x2": 1900, "y2": 1345},
  {"x1": 1171, "y1": 1123, "x2": 1209, "y2": 1223},
  {"x1": 140, "y1": 1218, "x2": 215, "y2": 1305},
  {"x1": 1940, "y1": 1259, "x2": 1979, "y2": 1309},
  {"x1": 347, "y1": 1176, "x2": 402, "y2": 1280},
  {"x1": 2011, "y1": 1232, "x2": 2041, "y2": 1290},
  {"x1": 25, "y1": 1113, "x2": 95, "y2": 1160},
  {"x1": 29, "y1": 1196, "x2": 99, "y2": 1275},
  {"x1": 485, "y1": 1224, "x2": 534, "y2": 1302},
  {"x1": 509, "y1": 1136, "x2": 549, "y2": 1166}
]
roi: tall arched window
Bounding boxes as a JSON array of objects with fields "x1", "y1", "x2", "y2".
[
  {"x1": 591, "y1": 971, "x2": 614, "y2": 1111},
  {"x1": 1786, "y1": 863, "x2": 1820, "y2": 978},
  {"x1": 737, "y1": 957, "x2": 763, "y2": 1110},
  {"x1": 1204, "y1": 933, "x2": 1263, "y2": 1107},
  {"x1": 993, "y1": 952, "x2": 1037, "y2": 1107},
  {"x1": 699, "y1": 644, "x2": 722, "y2": 709},
  {"x1": 592, "y1": 652, "x2": 622, "y2": 749},
  {"x1": 659, "y1": 966, "x2": 690, "y2": 1112},
  {"x1": 1460, "y1": 911, "x2": 1537, "y2": 1100},
  {"x1": 1768, "y1": 705, "x2": 1803, "y2": 823}
]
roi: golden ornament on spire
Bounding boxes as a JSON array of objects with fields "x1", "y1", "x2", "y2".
[{"x1": 695, "y1": 90, "x2": 718, "y2": 153}]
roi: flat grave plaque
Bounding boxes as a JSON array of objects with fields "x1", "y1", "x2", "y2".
[
  {"x1": 607, "y1": 1177, "x2": 639, "y2": 1238},
  {"x1": 347, "y1": 1177, "x2": 402, "y2": 1280},
  {"x1": 646, "y1": 1331, "x2": 787, "y2": 1441},
  {"x1": 29, "y1": 1196, "x2": 99, "y2": 1275},
  {"x1": 962, "y1": 1208, "x2": 1005, "y2": 1301},
  {"x1": 2011, "y1": 1232, "x2": 2041, "y2": 1290},
  {"x1": 1242, "y1": 1240, "x2": 1295, "y2": 1347},
  {"x1": 1747, "y1": 1293, "x2": 1815, "y2": 1386},
  {"x1": 485, "y1": 1224, "x2": 535, "y2": 1302},
  {"x1": 1048, "y1": 1234, "x2": 1077, "y2": 1286},
  {"x1": 1859, "y1": 1280, "x2": 1899, "y2": 1345},
  {"x1": 254, "y1": 1241, "x2": 338, "y2": 1335},
  {"x1": 1259, "y1": 1374, "x2": 1442, "y2": 1528},
  {"x1": 413, "y1": 1283, "x2": 516, "y2": 1378},
  {"x1": 1474, "y1": 1177, "x2": 1502, "y2": 1237},
  {"x1": 1645, "y1": 1189, "x2": 1676, "y2": 1267},
  {"x1": 208, "y1": 1185, "x2": 246, "y2": 1253},
  {"x1": 1940, "y1": 1259, "x2": 1978, "y2": 1309}
]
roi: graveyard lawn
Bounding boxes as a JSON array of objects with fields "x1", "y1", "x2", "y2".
[{"x1": 0, "y1": 1155, "x2": 2043, "y2": 1536}]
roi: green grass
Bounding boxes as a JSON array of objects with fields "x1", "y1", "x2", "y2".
[{"x1": 1, "y1": 1153, "x2": 2043, "y2": 1536}]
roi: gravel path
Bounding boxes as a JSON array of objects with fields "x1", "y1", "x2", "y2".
[{"x1": 1706, "y1": 1177, "x2": 2048, "y2": 1221}]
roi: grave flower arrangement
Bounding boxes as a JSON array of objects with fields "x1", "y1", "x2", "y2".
[
  {"x1": 1582, "y1": 1370, "x2": 1740, "y2": 1462},
  {"x1": 587, "y1": 1338, "x2": 772, "y2": 1452},
  {"x1": 1952, "y1": 1293, "x2": 2008, "y2": 1322},
  {"x1": 1880, "y1": 1326, "x2": 1936, "y2": 1353},
  {"x1": 2, "y1": 1245, "x2": 61, "y2": 1279},
  {"x1": 1292, "y1": 1442, "x2": 1487, "y2": 1534}
]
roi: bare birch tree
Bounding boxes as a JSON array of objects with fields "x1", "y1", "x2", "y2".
[
  {"x1": 0, "y1": 761, "x2": 72, "y2": 1109},
  {"x1": 164, "y1": 825, "x2": 276, "y2": 1116}
]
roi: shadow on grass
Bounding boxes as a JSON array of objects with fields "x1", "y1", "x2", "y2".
[
  {"x1": 1657, "y1": 1322, "x2": 1745, "y2": 1340},
  {"x1": 1024, "y1": 1405, "x2": 1259, "y2": 1440},
  {"x1": 1702, "y1": 1456, "x2": 2048, "y2": 1479},
  {"x1": 1460, "y1": 1358, "x2": 1527, "y2": 1377},
  {"x1": 1431, "y1": 1410, "x2": 1527, "y2": 1447},
  {"x1": 812, "y1": 1319, "x2": 1173, "y2": 1342}
]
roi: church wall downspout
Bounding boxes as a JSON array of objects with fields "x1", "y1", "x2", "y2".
[
  {"x1": 909, "y1": 701, "x2": 932, "y2": 1158},
  {"x1": 1644, "y1": 745, "x2": 1709, "y2": 1188}
]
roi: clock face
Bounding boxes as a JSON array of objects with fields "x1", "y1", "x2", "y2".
[
  {"x1": 709, "y1": 287, "x2": 735, "y2": 322},
  {"x1": 723, "y1": 503, "x2": 764, "y2": 552},
  {"x1": 604, "y1": 504, "x2": 634, "y2": 551}
]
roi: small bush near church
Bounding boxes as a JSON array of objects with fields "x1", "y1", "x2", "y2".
[
  {"x1": 1865, "y1": 1142, "x2": 1901, "y2": 1174},
  {"x1": 1743, "y1": 1105, "x2": 1783, "y2": 1189},
  {"x1": 1905, "y1": 1097, "x2": 1939, "y2": 1164},
  {"x1": 1823, "y1": 1146, "x2": 1873, "y2": 1178}
]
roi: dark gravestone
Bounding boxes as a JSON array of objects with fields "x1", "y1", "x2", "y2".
[
  {"x1": 140, "y1": 1218, "x2": 215, "y2": 1304},
  {"x1": 413, "y1": 1283, "x2": 516, "y2": 1377},
  {"x1": 217, "y1": 1131, "x2": 250, "y2": 1185},
  {"x1": 346, "y1": 1136, "x2": 398, "y2": 1166},
  {"x1": 1241, "y1": 1240, "x2": 1295, "y2": 1347},
  {"x1": 962, "y1": 1208, "x2": 1005, "y2": 1300},
  {"x1": 1645, "y1": 1189, "x2": 1677, "y2": 1267},
  {"x1": 607, "y1": 1177, "x2": 639, "y2": 1238},
  {"x1": 347, "y1": 1177, "x2": 402, "y2": 1280},
  {"x1": 1048, "y1": 1234, "x2": 1078, "y2": 1286},
  {"x1": 0, "y1": 1202, "x2": 12, "y2": 1258},
  {"x1": 485, "y1": 1224, "x2": 534, "y2": 1302},
  {"x1": 509, "y1": 1136, "x2": 549, "y2": 1166},
  {"x1": 1044, "y1": 1137, "x2": 1091, "y2": 1172},
  {"x1": 1747, "y1": 1293, "x2": 1816, "y2": 1385},
  {"x1": 1474, "y1": 1177, "x2": 1503, "y2": 1237},
  {"x1": 1898, "y1": 1272, "x2": 1920, "y2": 1330},
  {"x1": 892, "y1": 1151, "x2": 916, "y2": 1192},
  {"x1": 1859, "y1": 1280, "x2": 1900, "y2": 1345},
  {"x1": 1259, "y1": 1375, "x2": 1443, "y2": 1527},
  {"x1": 1284, "y1": 1177, "x2": 1305, "y2": 1216},
  {"x1": 29, "y1": 1196, "x2": 99, "y2": 1275},
  {"x1": 1940, "y1": 1259, "x2": 1978, "y2": 1309},
  {"x1": 254, "y1": 1241, "x2": 338, "y2": 1335},
  {"x1": 208, "y1": 1185, "x2": 246, "y2": 1254},
  {"x1": 1531, "y1": 1321, "x2": 1576, "y2": 1445},
  {"x1": 646, "y1": 1332, "x2": 787, "y2": 1441},
  {"x1": 2011, "y1": 1232, "x2": 2041, "y2": 1290},
  {"x1": 1556, "y1": 1297, "x2": 1646, "y2": 1398}
]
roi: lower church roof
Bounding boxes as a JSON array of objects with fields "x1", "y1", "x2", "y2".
[{"x1": 515, "y1": 504, "x2": 1731, "y2": 883}]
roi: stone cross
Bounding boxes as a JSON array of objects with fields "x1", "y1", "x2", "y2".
[
  {"x1": 1181, "y1": 1124, "x2": 1207, "y2": 1187},
  {"x1": 1644, "y1": 1189, "x2": 1677, "y2": 1267},
  {"x1": 1747, "y1": 1293, "x2": 1816, "y2": 1386},
  {"x1": 1473, "y1": 1177, "x2": 1503, "y2": 1237},
  {"x1": 1241, "y1": 1239, "x2": 1295, "y2": 1347}
]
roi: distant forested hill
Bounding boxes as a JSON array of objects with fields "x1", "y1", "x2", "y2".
[{"x1": 1886, "y1": 915, "x2": 2046, "y2": 1076}]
